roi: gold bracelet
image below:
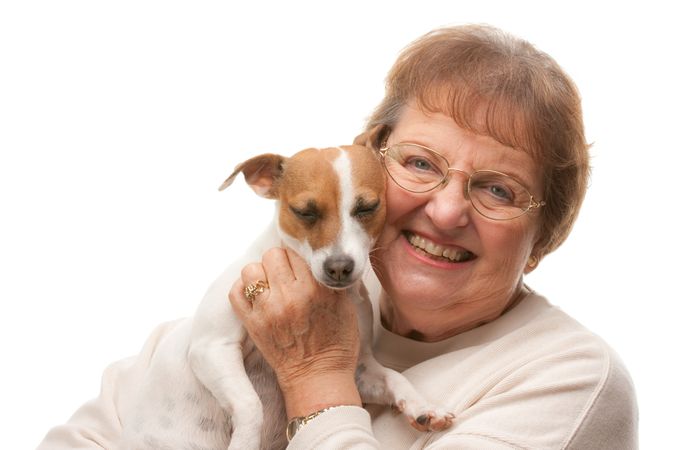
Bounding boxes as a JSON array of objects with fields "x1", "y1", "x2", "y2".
[{"x1": 286, "y1": 405, "x2": 348, "y2": 441}]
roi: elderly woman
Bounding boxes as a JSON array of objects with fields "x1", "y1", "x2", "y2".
[
  {"x1": 229, "y1": 25, "x2": 638, "y2": 449},
  {"x1": 38, "y1": 25, "x2": 638, "y2": 449}
]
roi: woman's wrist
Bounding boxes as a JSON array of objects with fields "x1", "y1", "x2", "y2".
[{"x1": 281, "y1": 371, "x2": 362, "y2": 419}]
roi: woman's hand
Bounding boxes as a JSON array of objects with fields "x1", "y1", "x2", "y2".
[{"x1": 229, "y1": 247, "x2": 362, "y2": 418}]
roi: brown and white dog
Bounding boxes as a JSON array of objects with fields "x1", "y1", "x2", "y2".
[{"x1": 118, "y1": 133, "x2": 453, "y2": 450}]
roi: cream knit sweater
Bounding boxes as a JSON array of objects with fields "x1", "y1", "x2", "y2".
[{"x1": 37, "y1": 291, "x2": 638, "y2": 449}]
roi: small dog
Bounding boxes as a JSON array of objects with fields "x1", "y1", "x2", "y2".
[{"x1": 118, "y1": 131, "x2": 453, "y2": 450}]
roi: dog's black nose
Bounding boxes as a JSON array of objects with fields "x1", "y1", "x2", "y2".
[{"x1": 323, "y1": 255, "x2": 355, "y2": 282}]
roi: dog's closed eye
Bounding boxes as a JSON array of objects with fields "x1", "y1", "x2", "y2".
[
  {"x1": 290, "y1": 203, "x2": 321, "y2": 225},
  {"x1": 352, "y1": 198, "x2": 380, "y2": 219}
]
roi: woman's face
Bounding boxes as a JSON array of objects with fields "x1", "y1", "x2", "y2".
[{"x1": 371, "y1": 104, "x2": 544, "y2": 340}]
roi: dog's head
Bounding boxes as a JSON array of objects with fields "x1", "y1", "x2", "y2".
[{"x1": 220, "y1": 131, "x2": 386, "y2": 289}]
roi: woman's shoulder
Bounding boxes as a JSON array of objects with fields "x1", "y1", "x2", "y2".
[
  {"x1": 488, "y1": 291, "x2": 638, "y2": 447},
  {"x1": 514, "y1": 291, "x2": 624, "y2": 366},
  {"x1": 480, "y1": 291, "x2": 631, "y2": 390},
  {"x1": 512, "y1": 292, "x2": 639, "y2": 447}
]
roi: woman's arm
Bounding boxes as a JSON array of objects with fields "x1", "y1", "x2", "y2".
[
  {"x1": 36, "y1": 320, "x2": 183, "y2": 450},
  {"x1": 36, "y1": 362, "x2": 126, "y2": 449}
]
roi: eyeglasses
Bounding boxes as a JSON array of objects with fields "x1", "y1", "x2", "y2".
[{"x1": 379, "y1": 143, "x2": 546, "y2": 221}]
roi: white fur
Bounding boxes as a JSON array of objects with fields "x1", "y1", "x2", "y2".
[
  {"x1": 303, "y1": 149, "x2": 373, "y2": 285},
  {"x1": 334, "y1": 149, "x2": 374, "y2": 279}
]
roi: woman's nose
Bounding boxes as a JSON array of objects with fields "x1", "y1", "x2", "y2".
[{"x1": 423, "y1": 175, "x2": 472, "y2": 229}]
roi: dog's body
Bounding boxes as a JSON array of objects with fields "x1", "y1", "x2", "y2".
[
  {"x1": 117, "y1": 224, "x2": 288, "y2": 449},
  {"x1": 118, "y1": 143, "x2": 452, "y2": 450}
]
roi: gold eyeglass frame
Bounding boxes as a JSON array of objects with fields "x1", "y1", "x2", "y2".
[{"x1": 378, "y1": 142, "x2": 546, "y2": 221}]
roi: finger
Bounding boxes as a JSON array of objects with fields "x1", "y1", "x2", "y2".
[
  {"x1": 228, "y1": 277, "x2": 249, "y2": 320},
  {"x1": 238, "y1": 262, "x2": 271, "y2": 306},
  {"x1": 241, "y1": 262, "x2": 268, "y2": 287},
  {"x1": 284, "y1": 247, "x2": 313, "y2": 280},
  {"x1": 261, "y1": 247, "x2": 296, "y2": 286}
]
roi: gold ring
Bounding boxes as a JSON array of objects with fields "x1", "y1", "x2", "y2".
[{"x1": 244, "y1": 280, "x2": 269, "y2": 302}]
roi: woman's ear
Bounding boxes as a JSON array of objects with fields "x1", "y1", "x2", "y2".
[{"x1": 524, "y1": 254, "x2": 539, "y2": 273}]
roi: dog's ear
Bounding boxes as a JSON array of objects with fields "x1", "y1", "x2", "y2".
[
  {"x1": 219, "y1": 153, "x2": 285, "y2": 199},
  {"x1": 353, "y1": 124, "x2": 389, "y2": 150}
]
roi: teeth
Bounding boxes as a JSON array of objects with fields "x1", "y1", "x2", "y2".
[{"x1": 406, "y1": 233, "x2": 473, "y2": 262}]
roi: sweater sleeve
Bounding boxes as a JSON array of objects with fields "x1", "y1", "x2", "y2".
[
  {"x1": 35, "y1": 359, "x2": 129, "y2": 450},
  {"x1": 35, "y1": 320, "x2": 184, "y2": 450},
  {"x1": 563, "y1": 347, "x2": 639, "y2": 449},
  {"x1": 286, "y1": 406, "x2": 380, "y2": 449}
]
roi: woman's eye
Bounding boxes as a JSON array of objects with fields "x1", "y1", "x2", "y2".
[
  {"x1": 487, "y1": 184, "x2": 514, "y2": 202},
  {"x1": 406, "y1": 157, "x2": 435, "y2": 172}
]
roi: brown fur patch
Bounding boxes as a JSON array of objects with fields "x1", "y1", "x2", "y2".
[
  {"x1": 343, "y1": 144, "x2": 387, "y2": 239},
  {"x1": 277, "y1": 148, "x2": 342, "y2": 250},
  {"x1": 277, "y1": 145, "x2": 386, "y2": 251}
]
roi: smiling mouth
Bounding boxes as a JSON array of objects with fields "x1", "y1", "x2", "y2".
[{"x1": 404, "y1": 231, "x2": 476, "y2": 263}]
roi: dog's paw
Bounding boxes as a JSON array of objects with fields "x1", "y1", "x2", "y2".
[
  {"x1": 356, "y1": 360, "x2": 454, "y2": 432},
  {"x1": 394, "y1": 399, "x2": 454, "y2": 432},
  {"x1": 409, "y1": 410, "x2": 455, "y2": 432}
]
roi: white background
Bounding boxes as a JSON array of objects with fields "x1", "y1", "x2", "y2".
[{"x1": 1, "y1": 1, "x2": 672, "y2": 448}]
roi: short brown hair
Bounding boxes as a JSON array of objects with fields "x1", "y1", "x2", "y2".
[{"x1": 366, "y1": 24, "x2": 590, "y2": 257}]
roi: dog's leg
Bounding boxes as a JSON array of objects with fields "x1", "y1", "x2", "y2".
[
  {"x1": 351, "y1": 284, "x2": 454, "y2": 432},
  {"x1": 189, "y1": 324, "x2": 263, "y2": 450},
  {"x1": 356, "y1": 352, "x2": 455, "y2": 432}
]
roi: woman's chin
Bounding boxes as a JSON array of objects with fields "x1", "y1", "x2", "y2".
[{"x1": 375, "y1": 235, "x2": 475, "y2": 306}]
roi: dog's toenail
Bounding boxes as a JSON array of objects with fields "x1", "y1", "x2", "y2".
[{"x1": 416, "y1": 414, "x2": 430, "y2": 426}]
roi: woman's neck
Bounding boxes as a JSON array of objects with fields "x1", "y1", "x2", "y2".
[{"x1": 380, "y1": 283, "x2": 530, "y2": 342}]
